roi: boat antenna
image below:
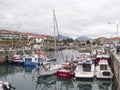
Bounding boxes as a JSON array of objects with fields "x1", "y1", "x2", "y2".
[{"x1": 53, "y1": 9, "x2": 64, "y2": 61}]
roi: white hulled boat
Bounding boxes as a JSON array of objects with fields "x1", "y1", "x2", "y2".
[
  {"x1": 74, "y1": 58, "x2": 95, "y2": 78},
  {"x1": 23, "y1": 51, "x2": 50, "y2": 66},
  {"x1": 95, "y1": 59, "x2": 114, "y2": 79},
  {"x1": 95, "y1": 48, "x2": 111, "y2": 66},
  {"x1": 33, "y1": 63, "x2": 63, "y2": 77}
]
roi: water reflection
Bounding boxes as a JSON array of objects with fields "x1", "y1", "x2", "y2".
[
  {"x1": 97, "y1": 80, "x2": 113, "y2": 90},
  {"x1": 36, "y1": 75, "x2": 56, "y2": 90},
  {"x1": 78, "y1": 84, "x2": 92, "y2": 90},
  {"x1": 77, "y1": 80, "x2": 93, "y2": 90},
  {"x1": 0, "y1": 64, "x2": 113, "y2": 90},
  {"x1": 56, "y1": 79, "x2": 75, "y2": 90},
  {"x1": 24, "y1": 66, "x2": 34, "y2": 73},
  {"x1": 0, "y1": 65, "x2": 24, "y2": 76}
]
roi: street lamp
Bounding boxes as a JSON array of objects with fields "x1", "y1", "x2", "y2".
[{"x1": 108, "y1": 22, "x2": 120, "y2": 44}]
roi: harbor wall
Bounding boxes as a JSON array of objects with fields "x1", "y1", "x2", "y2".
[
  {"x1": 0, "y1": 50, "x2": 31, "y2": 64},
  {"x1": 110, "y1": 50, "x2": 120, "y2": 90}
]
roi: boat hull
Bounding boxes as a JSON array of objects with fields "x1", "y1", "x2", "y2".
[
  {"x1": 96, "y1": 70, "x2": 113, "y2": 79},
  {"x1": 57, "y1": 69, "x2": 74, "y2": 79},
  {"x1": 74, "y1": 60, "x2": 95, "y2": 79},
  {"x1": 24, "y1": 61, "x2": 38, "y2": 66},
  {"x1": 8, "y1": 59, "x2": 24, "y2": 65},
  {"x1": 95, "y1": 60, "x2": 114, "y2": 79},
  {"x1": 39, "y1": 69, "x2": 57, "y2": 77},
  {"x1": 75, "y1": 72, "x2": 95, "y2": 79}
]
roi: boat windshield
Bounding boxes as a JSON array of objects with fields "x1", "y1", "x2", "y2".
[
  {"x1": 83, "y1": 64, "x2": 91, "y2": 72},
  {"x1": 100, "y1": 65, "x2": 107, "y2": 70},
  {"x1": 25, "y1": 58, "x2": 32, "y2": 61}
]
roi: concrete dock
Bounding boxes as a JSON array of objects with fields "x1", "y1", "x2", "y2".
[{"x1": 110, "y1": 48, "x2": 120, "y2": 90}]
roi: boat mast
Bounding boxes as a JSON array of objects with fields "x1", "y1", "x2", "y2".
[
  {"x1": 53, "y1": 9, "x2": 57, "y2": 59},
  {"x1": 53, "y1": 9, "x2": 64, "y2": 61}
]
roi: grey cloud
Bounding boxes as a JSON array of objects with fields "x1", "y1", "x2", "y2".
[{"x1": 0, "y1": 0, "x2": 120, "y2": 39}]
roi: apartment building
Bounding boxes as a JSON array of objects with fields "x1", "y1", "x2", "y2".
[{"x1": 0, "y1": 30, "x2": 54, "y2": 43}]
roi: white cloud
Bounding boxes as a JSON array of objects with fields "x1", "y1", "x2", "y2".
[{"x1": 0, "y1": 0, "x2": 120, "y2": 39}]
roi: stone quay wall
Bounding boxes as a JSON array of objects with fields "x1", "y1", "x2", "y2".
[
  {"x1": 110, "y1": 50, "x2": 120, "y2": 90},
  {"x1": 0, "y1": 50, "x2": 31, "y2": 64}
]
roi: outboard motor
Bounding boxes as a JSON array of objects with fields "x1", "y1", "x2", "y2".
[
  {"x1": 2, "y1": 82, "x2": 11, "y2": 90},
  {"x1": 2, "y1": 82, "x2": 15, "y2": 90}
]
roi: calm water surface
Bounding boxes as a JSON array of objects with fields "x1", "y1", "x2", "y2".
[{"x1": 0, "y1": 49, "x2": 114, "y2": 90}]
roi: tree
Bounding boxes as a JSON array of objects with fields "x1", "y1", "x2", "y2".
[
  {"x1": 86, "y1": 40, "x2": 91, "y2": 44},
  {"x1": 62, "y1": 38, "x2": 74, "y2": 45},
  {"x1": 92, "y1": 41, "x2": 96, "y2": 45}
]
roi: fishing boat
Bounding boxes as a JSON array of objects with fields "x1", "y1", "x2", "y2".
[
  {"x1": 57, "y1": 60, "x2": 75, "y2": 79},
  {"x1": 74, "y1": 58, "x2": 95, "y2": 79},
  {"x1": 95, "y1": 59, "x2": 114, "y2": 79},
  {"x1": 23, "y1": 53, "x2": 40, "y2": 66},
  {"x1": 95, "y1": 48, "x2": 111, "y2": 66},
  {"x1": 23, "y1": 51, "x2": 49, "y2": 66},
  {"x1": 8, "y1": 54, "x2": 24, "y2": 65}
]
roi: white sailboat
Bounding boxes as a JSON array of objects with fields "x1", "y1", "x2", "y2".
[
  {"x1": 33, "y1": 9, "x2": 64, "y2": 77},
  {"x1": 74, "y1": 58, "x2": 95, "y2": 78},
  {"x1": 95, "y1": 59, "x2": 114, "y2": 79},
  {"x1": 52, "y1": 9, "x2": 65, "y2": 62},
  {"x1": 37, "y1": 63, "x2": 63, "y2": 76}
]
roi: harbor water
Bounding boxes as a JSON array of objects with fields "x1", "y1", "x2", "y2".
[{"x1": 0, "y1": 49, "x2": 114, "y2": 90}]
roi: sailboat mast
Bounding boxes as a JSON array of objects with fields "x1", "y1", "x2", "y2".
[
  {"x1": 53, "y1": 9, "x2": 64, "y2": 61},
  {"x1": 53, "y1": 9, "x2": 57, "y2": 59}
]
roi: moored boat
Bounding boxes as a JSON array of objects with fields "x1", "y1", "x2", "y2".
[
  {"x1": 95, "y1": 51, "x2": 111, "y2": 66},
  {"x1": 8, "y1": 54, "x2": 24, "y2": 65},
  {"x1": 57, "y1": 60, "x2": 75, "y2": 79},
  {"x1": 95, "y1": 59, "x2": 114, "y2": 79},
  {"x1": 74, "y1": 58, "x2": 95, "y2": 79},
  {"x1": 23, "y1": 51, "x2": 50, "y2": 66},
  {"x1": 36, "y1": 63, "x2": 63, "y2": 77},
  {"x1": 23, "y1": 54, "x2": 40, "y2": 66}
]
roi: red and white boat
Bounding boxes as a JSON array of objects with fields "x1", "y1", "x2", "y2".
[
  {"x1": 95, "y1": 59, "x2": 114, "y2": 79},
  {"x1": 95, "y1": 51, "x2": 111, "y2": 66},
  {"x1": 56, "y1": 60, "x2": 75, "y2": 79},
  {"x1": 8, "y1": 54, "x2": 24, "y2": 64}
]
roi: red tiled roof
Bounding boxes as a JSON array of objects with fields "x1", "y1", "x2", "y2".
[
  {"x1": 104, "y1": 37, "x2": 120, "y2": 40},
  {"x1": 0, "y1": 29, "x2": 53, "y2": 38}
]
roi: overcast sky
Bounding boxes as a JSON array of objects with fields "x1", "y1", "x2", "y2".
[{"x1": 0, "y1": 0, "x2": 120, "y2": 39}]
